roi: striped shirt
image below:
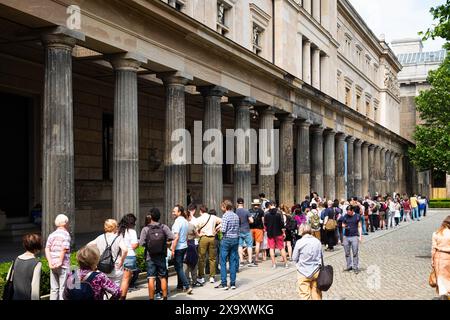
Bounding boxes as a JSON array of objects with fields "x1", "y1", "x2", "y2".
[{"x1": 221, "y1": 210, "x2": 240, "y2": 239}]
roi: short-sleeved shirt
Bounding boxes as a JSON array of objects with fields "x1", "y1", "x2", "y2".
[
  {"x1": 172, "y1": 216, "x2": 189, "y2": 250},
  {"x1": 139, "y1": 222, "x2": 175, "y2": 260},
  {"x1": 195, "y1": 214, "x2": 218, "y2": 237},
  {"x1": 249, "y1": 208, "x2": 265, "y2": 229},
  {"x1": 264, "y1": 209, "x2": 284, "y2": 238},
  {"x1": 46, "y1": 228, "x2": 71, "y2": 268},
  {"x1": 341, "y1": 214, "x2": 361, "y2": 237},
  {"x1": 236, "y1": 208, "x2": 252, "y2": 233},
  {"x1": 123, "y1": 229, "x2": 138, "y2": 257},
  {"x1": 410, "y1": 197, "x2": 418, "y2": 208}
]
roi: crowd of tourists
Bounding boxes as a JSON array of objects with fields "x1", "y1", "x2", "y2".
[{"x1": 4, "y1": 191, "x2": 449, "y2": 301}]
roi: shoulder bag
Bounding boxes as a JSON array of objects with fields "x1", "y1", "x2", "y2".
[{"x1": 317, "y1": 252, "x2": 334, "y2": 292}]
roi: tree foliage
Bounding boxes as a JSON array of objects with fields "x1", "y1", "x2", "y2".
[
  {"x1": 409, "y1": 1, "x2": 450, "y2": 174},
  {"x1": 419, "y1": 0, "x2": 450, "y2": 49},
  {"x1": 409, "y1": 54, "x2": 450, "y2": 173}
]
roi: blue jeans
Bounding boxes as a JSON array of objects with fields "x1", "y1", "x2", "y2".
[
  {"x1": 361, "y1": 215, "x2": 368, "y2": 235},
  {"x1": 412, "y1": 207, "x2": 419, "y2": 220},
  {"x1": 174, "y1": 248, "x2": 190, "y2": 289},
  {"x1": 220, "y1": 238, "x2": 239, "y2": 287}
]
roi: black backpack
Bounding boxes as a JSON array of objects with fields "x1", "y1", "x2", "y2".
[
  {"x1": 97, "y1": 234, "x2": 120, "y2": 274},
  {"x1": 64, "y1": 271, "x2": 99, "y2": 300},
  {"x1": 285, "y1": 215, "x2": 297, "y2": 232},
  {"x1": 145, "y1": 224, "x2": 167, "y2": 256}
]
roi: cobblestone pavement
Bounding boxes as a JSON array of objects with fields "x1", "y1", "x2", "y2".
[
  {"x1": 227, "y1": 209, "x2": 447, "y2": 300},
  {"x1": 127, "y1": 209, "x2": 447, "y2": 300}
]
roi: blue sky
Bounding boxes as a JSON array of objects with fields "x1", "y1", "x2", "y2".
[{"x1": 349, "y1": 0, "x2": 447, "y2": 52}]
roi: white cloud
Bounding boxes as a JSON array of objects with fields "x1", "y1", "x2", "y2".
[{"x1": 348, "y1": 0, "x2": 446, "y2": 51}]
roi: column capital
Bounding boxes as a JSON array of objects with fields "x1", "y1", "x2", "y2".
[
  {"x1": 108, "y1": 52, "x2": 147, "y2": 71},
  {"x1": 362, "y1": 141, "x2": 371, "y2": 148},
  {"x1": 354, "y1": 139, "x2": 363, "y2": 147},
  {"x1": 198, "y1": 85, "x2": 228, "y2": 97},
  {"x1": 276, "y1": 113, "x2": 296, "y2": 123},
  {"x1": 157, "y1": 71, "x2": 193, "y2": 85},
  {"x1": 229, "y1": 96, "x2": 256, "y2": 107},
  {"x1": 297, "y1": 119, "x2": 313, "y2": 128},
  {"x1": 310, "y1": 125, "x2": 325, "y2": 135},
  {"x1": 41, "y1": 26, "x2": 85, "y2": 49},
  {"x1": 346, "y1": 136, "x2": 356, "y2": 143},
  {"x1": 255, "y1": 106, "x2": 276, "y2": 115},
  {"x1": 324, "y1": 129, "x2": 336, "y2": 136},
  {"x1": 368, "y1": 144, "x2": 376, "y2": 150},
  {"x1": 335, "y1": 132, "x2": 347, "y2": 141}
]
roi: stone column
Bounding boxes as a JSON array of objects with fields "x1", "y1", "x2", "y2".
[
  {"x1": 361, "y1": 142, "x2": 369, "y2": 197},
  {"x1": 110, "y1": 53, "x2": 145, "y2": 225},
  {"x1": 393, "y1": 154, "x2": 399, "y2": 194},
  {"x1": 323, "y1": 130, "x2": 336, "y2": 200},
  {"x1": 41, "y1": 28, "x2": 84, "y2": 244},
  {"x1": 311, "y1": 126, "x2": 324, "y2": 197},
  {"x1": 312, "y1": 0, "x2": 321, "y2": 22},
  {"x1": 385, "y1": 151, "x2": 392, "y2": 194},
  {"x1": 398, "y1": 155, "x2": 405, "y2": 195},
  {"x1": 257, "y1": 107, "x2": 276, "y2": 201},
  {"x1": 354, "y1": 139, "x2": 363, "y2": 198},
  {"x1": 159, "y1": 72, "x2": 193, "y2": 225},
  {"x1": 368, "y1": 145, "x2": 376, "y2": 196},
  {"x1": 346, "y1": 137, "x2": 355, "y2": 198},
  {"x1": 296, "y1": 120, "x2": 312, "y2": 203},
  {"x1": 231, "y1": 97, "x2": 255, "y2": 208},
  {"x1": 302, "y1": 40, "x2": 311, "y2": 85},
  {"x1": 303, "y1": 0, "x2": 312, "y2": 14},
  {"x1": 199, "y1": 86, "x2": 228, "y2": 214},
  {"x1": 380, "y1": 148, "x2": 386, "y2": 196},
  {"x1": 278, "y1": 114, "x2": 295, "y2": 206},
  {"x1": 335, "y1": 132, "x2": 346, "y2": 200},
  {"x1": 312, "y1": 48, "x2": 321, "y2": 89},
  {"x1": 374, "y1": 147, "x2": 381, "y2": 195}
]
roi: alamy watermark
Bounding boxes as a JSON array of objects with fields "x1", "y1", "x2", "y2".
[
  {"x1": 170, "y1": 121, "x2": 279, "y2": 176},
  {"x1": 66, "y1": 5, "x2": 81, "y2": 30}
]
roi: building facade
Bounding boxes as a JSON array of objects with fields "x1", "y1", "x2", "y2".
[
  {"x1": 0, "y1": 0, "x2": 417, "y2": 240},
  {"x1": 392, "y1": 38, "x2": 448, "y2": 199}
]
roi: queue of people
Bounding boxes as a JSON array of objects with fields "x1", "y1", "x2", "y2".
[{"x1": 4, "y1": 190, "x2": 448, "y2": 301}]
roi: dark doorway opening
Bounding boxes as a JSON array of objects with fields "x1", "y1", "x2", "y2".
[{"x1": 0, "y1": 92, "x2": 31, "y2": 218}]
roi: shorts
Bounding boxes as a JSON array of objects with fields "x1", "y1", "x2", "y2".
[
  {"x1": 146, "y1": 255, "x2": 167, "y2": 278},
  {"x1": 267, "y1": 235, "x2": 285, "y2": 250},
  {"x1": 239, "y1": 232, "x2": 253, "y2": 248},
  {"x1": 123, "y1": 256, "x2": 137, "y2": 271},
  {"x1": 251, "y1": 229, "x2": 264, "y2": 243}
]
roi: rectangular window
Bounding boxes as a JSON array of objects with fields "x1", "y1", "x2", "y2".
[
  {"x1": 345, "y1": 87, "x2": 351, "y2": 107},
  {"x1": 366, "y1": 101, "x2": 371, "y2": 118},
  {"x1": 356, "y1": 95, "x2": 361, "y2": 112},
  {"x1": 102, "y1": 113, "x2": 113, "y2": 180},
  {"x1": 217, "y1": 1, "x2": 231, "y2": 36},
  {"x1": 252, "y1": 23, "x2": 263, "y2": 56}
]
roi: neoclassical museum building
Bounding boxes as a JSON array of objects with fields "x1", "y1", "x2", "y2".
[{"x1": 0, "y1": 0, "x2": 420, "y2": 240}]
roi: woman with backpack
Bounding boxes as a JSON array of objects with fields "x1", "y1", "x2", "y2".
[
  {"x1": 281, "y1": 204, "x2": 296, "y2": 261},
  {"x1": 118, "y1": 214, "x2": 139, "y2": 300},
  {"x1": 307, "y1": 203, "x2": 322, "y2": 241},
  {"x1": 323, "y1": 200, "x2": 338, "y2": 252},
  {"x1": 64, "y1": 246, "x2": 121, "y2": 300},
  {"x1": 88, "y1": 219, "x2": 128, "y2": 286}
]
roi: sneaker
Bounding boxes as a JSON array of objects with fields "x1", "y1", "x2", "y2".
[
  {"x1": 230, "y1": 285, "x2": 236, "y2": 290},
  {"x1": 154, "y1": 293, "x2": 162, "y2": 300},
  {"x1": 272, "y1": 264, "x2": 277, "y2": 269},
  {"x1": 247, "y1": 262, "x2": 258, "y2": 267},
  {"x1": 176, "y1": 287, "x2": 184, "y2": 292},
  {"x1": 197, "y1": 278, "x2": 205, "y2": 284},
  {"x1": 185, "y1": 287, "x2": 193, "y2": 295},
  {"x1": 209, "y1": 277, "x2": 215, "y2": 283},
  {"x1": 193, "y1": 281, "x2": 203, "y2": 287},
  {"x1": 239, "y1": 262, "x2": 245, "y2": 268},
  {"x1": 215, "y1": 284, "x2": 229, "y2": 290},
  {"x1": 353, "y1": 268, "x2": 360, "y2": 274},
  {"x1": 285, "y1": 263, "x2": 290, "y2": 269},
  {"x1": 343, "y1": 267, "x2": 353, "y2": 272}
]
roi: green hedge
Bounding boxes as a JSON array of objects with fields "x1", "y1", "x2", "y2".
[
  {"x1": 0, "y1": 246, "x2": 148, "y2": 299},
  {"x1": 429, "y1": 201, "x2": 450, "y2": 208},
  {"x1": 430, "y1": 199, "x2": 450, "y2": 202}
]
